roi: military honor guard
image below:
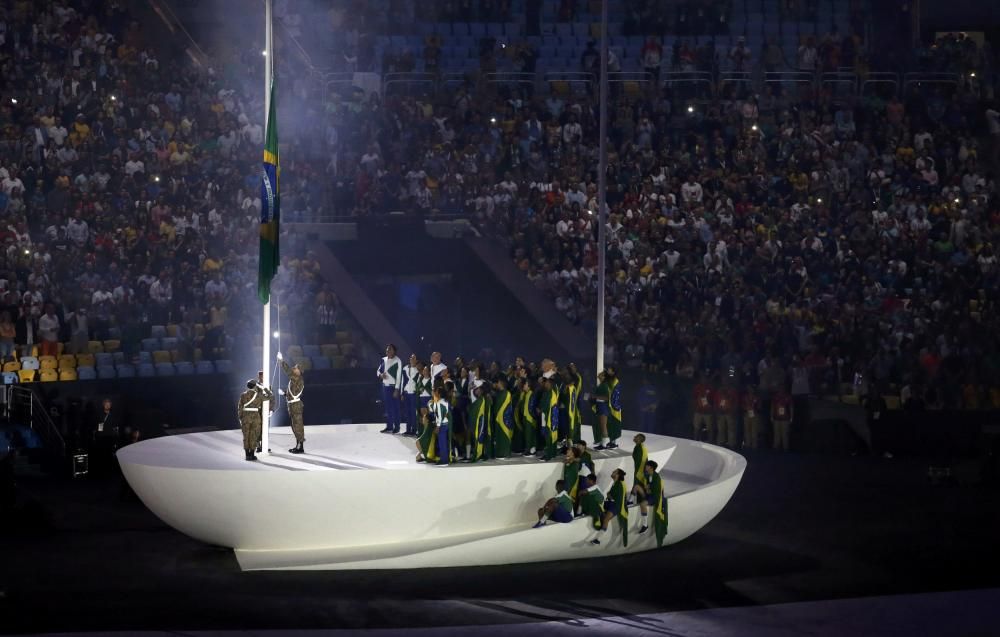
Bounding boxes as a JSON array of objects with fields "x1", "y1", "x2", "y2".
[
  {"x1": 377, "y1": 344, "x2": 404, "y2": 434},
  {"x1": 237, "y1": 375, "x2": 273, "y2": 461},
  {"x1": 276, "y1": 351, "x2": 306, "y2": 454}
]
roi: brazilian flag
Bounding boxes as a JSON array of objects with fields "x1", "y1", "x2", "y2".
[
  {"x1": 608, "y1": 377, "x2": 623, "y2": 442},
  {"x1": 608, "y1": 479, "x2": 628, "y2": 547},
  {"x1": 258, "y1": 79, "x2": 280, "y2": 304},
  {"x1": 491, "y1": 389, "x2": 513, "y2": 458},
  {"x1": 468, "y1": 394, "x2": 488, "y2": 462},
  {"x1": 563, "y1": 457, "x2": 581, "y2": 501},
  {"x1": 632, "y1": 442, "x2": 648, "y2": 491},
  {"x1": 649, "y1": 471, "x2": 668, "y2": 548},
  {"x1": 580, "y1": 487, "x2": 605, "y2": 530}
]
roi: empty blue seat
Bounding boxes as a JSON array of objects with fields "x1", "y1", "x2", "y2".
[
  {"x1": 215, "y1": 360, "x2": 233, "y2": 374},
  {"x1": 196, "y1": 361, "x2": 215, "y2": 375},
  {"x1": 303, "y1": 345, "x2": 320, "y2": 358},
  {"x1": 142, "y1": 338, "x2": 160, "y2": 352},
  {"x1": 3, "y1": 371, "x2": 18, "y2": 384},
  {"x1": 113, "y1": 351, "x2": 126, "y2": 364},
  {"x1": 312, "y1": 356, "x2": 331, "y2": 370},
  {"x1": 77, "y1": 366, "x2": 96, "y2": 380},
  {"x1": 469, "y1": 22, "x2": 486, "y2": 37},
  {"x1": 137, "y1": 364, "x2": 155, "y2": 378},
  {"x1": 161, "y1": 337, "x2": 178, "y2": 350},
  {"x1": 116, "y1": 364, "x2": 136, "y2": 378},
  {"x1": 175, "y1": 362, "x2": 195, "y2": 375},
  {"x1": 138, "y1": 351, "x2": 152, "y2": 364},
  {"x1": 150, "y1": 325, "x2": 167, "y2": 338},
  {"x1": 97, "y1": 365, "x2": 117, "y2": 379},
  {"x1": 155, "y1": 363, "x2": 175, "y2": 376},
  {"x1": 95, "y1": 352, "x2": 114, "y2": 366}
]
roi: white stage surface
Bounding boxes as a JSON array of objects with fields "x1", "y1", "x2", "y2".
[{"x1": 118, "y1": 424, "x2": 745, "y2": 571}]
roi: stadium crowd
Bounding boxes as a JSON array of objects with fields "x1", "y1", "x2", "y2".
[{"x1": 0, "y1": 0, "x2": 346, "y2": 367}]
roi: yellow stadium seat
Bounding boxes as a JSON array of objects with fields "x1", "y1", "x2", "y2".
[
  {"x1": 331, "y1": 355, "x2": 346, "y2": 369},
  {"x1": 193, "y1": 348, "x2": 203, "y2": 362},
  {"x1": 841, "y1": 394, "x2": 860, "y2": 405},
  {"x1": 39, "y1": 356, "x2": 58, "y2": 370},
  {"x1": 153, "y1": 350, "x2": 172, "y2": 364},
  {"x1": 3, "y1": 361, "x2": 21, "y2": 373},
  {"x1": 88, "y1": 341, "x2": 104, "y2": 353},
  {"x1": 339, "y1": 343, "x2": 355, "y2": 357},
  {"x1": 321, "y1": 344, "x2": 340, "y2": 357},
  {"x1": 58, "y1": 354, "x2": 77, "y2": 369},
  {"x1": 194, "y1": 324, "x2": 205, "y2": 338},
  {"x1": 335, "y1": 331, "x2": 351, "y2": 344},
  {"x1": 18, "y1": 369, "x2": 35, "y2": 383},
  {"x1": 171, "y1": 350, "x2": 187, "y2": 363},
  {"x1": 103, "y1": 340, "x2": 121, "y2": 353},
  {"x1": 59, "y1": 369, "x2": 78, "y2": 382},
  {"x1": 884, "y1": 395, "x2": 902, "y2": 410},
  {"x1": 288, "y1": 345, "x2": 304, "y2": 359},
  {"x1": 76, "y1": 353, "x2": 96, "y2": 368},
  {"x1": 29, "y1": 345, "x2": 38, "y2": 357},
  {"x1": 166, "y1": 324, "x2": 179, "y2": 337},
  {"x1": 39, "y1": 369, "x2": 58, "y2": 382}
]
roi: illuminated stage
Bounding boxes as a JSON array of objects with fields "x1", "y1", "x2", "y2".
[{"x1": 118, "y1": 424, "x2": 745, "y2": 571}]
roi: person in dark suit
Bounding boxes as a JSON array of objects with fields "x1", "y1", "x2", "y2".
[{"x1": 91, "y1": 398, "x2": 121, "y2": 476}]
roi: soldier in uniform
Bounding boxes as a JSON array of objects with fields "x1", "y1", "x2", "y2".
[
  {"x1": 238, "y1": 377, "x2": 273, "y2": 461},
  {"x1": 276, "y1": 351, "x2": 306, "y2": 454}
]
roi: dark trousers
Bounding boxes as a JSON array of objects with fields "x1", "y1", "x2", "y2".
[
  {"x1": 382, "y1": 386, "x2": 400, "y2": 431},
  {"x1": 437, "y1": 424, "x2": 450, "y2": 464},
  {"x1": 403, "y1": 392, "x2": 417, "y2": 434}
]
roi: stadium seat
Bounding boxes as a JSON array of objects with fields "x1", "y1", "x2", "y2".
[
  {"x1": 288, "y1": 345, "x2": 304, "y2": 359},
  {"x1": 39, "y1": 355, "x2": 57, "y2": 370},
  {"x1": 103, "y1": 340, "x2": 121, "y2": 353},
  {"x1": 161, "y1": 337, "x2": 178, "y2": 350},
  {"x1": 166, "y1": 324, "x2": 179, "y2": 337},
  {"x1": 112, "y1": 351, "x2": 126, "y2": 364},
  {"x1": 195, "y1": 361, "x2": 215, "y2": 375},
  {"x1": 3, "y1": 371, "x2": 17, "y2": 384},
  {"x1": 142, "y1": 338, "x2": 160, "y2": 352},
  {"x1": 303, "y1": 345, "x2": 320, "y2": 358},
  {"x1": 116, "y1": 365, "x2": 136, "y2": 378},
  {"x1": 97, "y1": 365, "x2": 117, "y2": 379},
  {"x1": 58, "y1": 354, "x2": 76, "y2": 369},
  {"x1": 76, "y1": 366, "x2": 96, "y2": 380},
  {"x1": 20, "y1": 356, "x2": 39, "y2": 370},
  {"x1": 171, "y1": 350, "x2": 187, "y2": 363},
  {"x1": 331, "y1": 355, "x2": 346, "y2": 369},
  {"x1": 174, "y1": 362, "x2": 194, "y2": 375},
  {"x1": 88, "y1": 340, "x2": 104, "y2": 354},
  {"x1": 151, "y1": 325, "x2": 167, "y2": 338},
  {"x1": 312, "y1": 356, "x2": 331, "y2": 370},
  {"x1": 339, "y1": 343, "x2": 355, "y2": 357},
  {"x1": 3, "y1": 361, "x2": 20, "y2": 373},
  {"x1": 39, "y1": 369, "x2": 58, "y2": 382},
  {"x1": 76, "y1": 353, "x2": 96, "y2": 367},
  {"x1": 214, "y1": 360, "x2": 233, "y2": 374},
  {"x1": 94, "y1": 353, "x2": 114, "y2": 367},
  {"x1": 18, "y1": 369, "x2": 35, "y2": 383},
  {"x1": 194, "y1": 324, "x2": 205, "y2": 338},
  {"x1": 335, "y1": 331, "x2": 351, "y2": 344},
  {"x1": 138, "y1": 351, "x2": 153, "y2": 364},
  {"x1": 155, "y1": 362, "x2": 176, "y2": 376},
  {"x1": 152, "y1": 350, "x2": 172, "y2": 364},
  {"x1": 321, "y1": 344, "x2": 340, "y2": 357},
  {"x1": 293, "y1": 357, "x2": 312, "y2": 371},
  {"x1": 137, "y1": 364, "x2": 155, "y2": 378},
  {"x1": 58, "y1": 369, "x2": 78, "y2": 382}
]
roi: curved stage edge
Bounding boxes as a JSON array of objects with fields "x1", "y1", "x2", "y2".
[{"x1": 118, "y1": 424, "x2": 746, "y2": 571}]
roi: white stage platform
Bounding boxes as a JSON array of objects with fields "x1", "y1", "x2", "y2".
[{"x1": 118, "y1": 424, "x2": 745, "y2": 571}]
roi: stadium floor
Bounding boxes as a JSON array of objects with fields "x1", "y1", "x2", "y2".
[{"x1": 2, "y1": 448, "x2": 999, "y2": 634}]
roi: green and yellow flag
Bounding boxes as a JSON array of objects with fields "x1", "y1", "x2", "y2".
[{"x1": 258, "y1": 79, "x2": 280, "y2": 304}]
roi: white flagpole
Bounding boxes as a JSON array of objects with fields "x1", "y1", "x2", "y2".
[
  {"x1": 595, "y1": 0, "x2": 608, "y2": 378},
  {"x1": 261, "y1": 0, "x2": 273, "y2": 455}
]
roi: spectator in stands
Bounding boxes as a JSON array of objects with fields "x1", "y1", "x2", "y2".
[{"x1": 37, "y1": 304, "x2": 61, "y2": 358}]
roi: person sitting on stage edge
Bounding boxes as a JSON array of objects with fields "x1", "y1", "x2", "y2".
[
  {"x1": 276, "y1": 351, "x2": 306, "y2": 454},
  {"x1": 593, "y1": 468, "x2": 629, "y2": 546},
  {"x1": 533, "y1": 479, "x2": 574, "y2": 528}
]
